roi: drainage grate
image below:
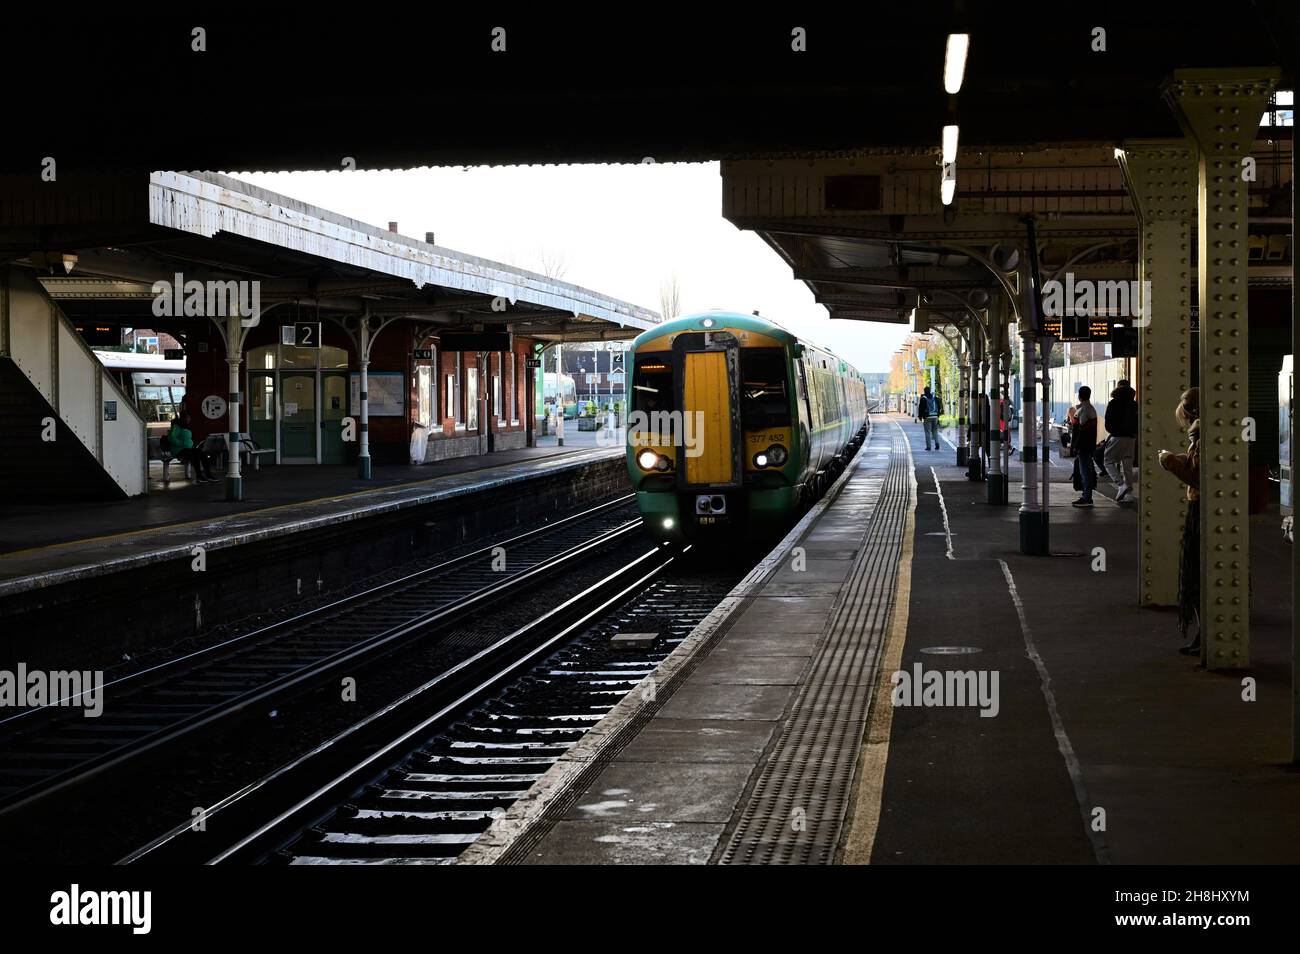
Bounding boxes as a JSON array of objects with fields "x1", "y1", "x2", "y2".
[{"x1": 718, "y1": 423, "x2": 912, "y2": 864}]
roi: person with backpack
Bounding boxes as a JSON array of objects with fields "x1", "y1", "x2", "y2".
[
  {"x1": 169, "y1": 409, "x2": 215, "y2": 483},
  {"x1": 1071, "y1": 386, "x2": 1098, "y2": 508},
  {"x1": 917, "y1": 386, "x2": 939, "y2": 451},
  {"x1": 1104, "y1": 379, "x2": 1139, "y2": 501}
]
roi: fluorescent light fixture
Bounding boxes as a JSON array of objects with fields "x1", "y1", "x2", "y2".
[
  {"x1": 944, "y1": 34, "x2": 969, "y2": 94},
  {"x1": 942, "y1": 125, "x2": 959, "y2": 163},
  {"x1": 941, "y1": 163, "x2": 956, "y2": 205}
]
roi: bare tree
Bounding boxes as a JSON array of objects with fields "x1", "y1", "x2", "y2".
[
  {"x1": 537, "y1": 248, "x2": 568, "y2": 280},
  {"x1": 659, "y1": 273, "x2": 681, "y2": 321}
]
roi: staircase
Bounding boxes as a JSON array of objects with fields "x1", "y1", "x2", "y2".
[{"x1": 0, "y1": 266, "x2": 146, "y2": 500}]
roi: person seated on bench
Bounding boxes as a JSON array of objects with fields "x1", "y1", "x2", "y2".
[{"x1": 169, "y1": 409, "x2": 215, "y2": 483}]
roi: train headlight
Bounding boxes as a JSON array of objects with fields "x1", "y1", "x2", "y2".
[
  {"x1": 637, "y1": 449, "x2": 659, "y2": 470},
  {"x1": 654, "y1": 454, "x2": 671, "y2": 472},
  {"x1": 767, "y1": 444, "x2": 788, "y2": 465},
  {"x1": 754, "y1": 452, "x2": 769, "y2": 468}
]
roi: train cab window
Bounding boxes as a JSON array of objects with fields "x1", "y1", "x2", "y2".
[
  {"x1": 740, "y1": 349, "x2": 791, "y2": 428},
  {"x1": 632, "y1": 359, "x2": 675, "y2": 420}
]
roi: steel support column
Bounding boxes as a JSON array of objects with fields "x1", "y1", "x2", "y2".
[
  {"x1": 966, "y1": 327, "x2": 982, "y2": 480},
  {"x1": 956, "y1": 341, "x2": 969, "y2": 466},
  {"x1": 1019, "y1": 251, "x2": 1048, "y2": 554},
  {"x1": 1165, "y1": 68, "x2": 1278, "y2": 669},
  {"x1": 987, "y1": 295, "x2": 1006, "y2": 504},
  {"x1": 357, "y1": 314, "x2": 372, "y2": 479},
  {"x1": 1117, "y1": 139, "x2": 1198, "y2": 608},
  {"x1": 224, "y1": 311, "x2": 243, "y2": 502}
]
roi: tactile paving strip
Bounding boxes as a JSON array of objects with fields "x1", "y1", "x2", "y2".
[{"x1": 718, "y1": 423, "x2": 911, "y2": 864}]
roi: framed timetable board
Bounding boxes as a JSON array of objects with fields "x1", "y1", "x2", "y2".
[{"x1": 350, "y1": 371, "x2": 405, "y2": 417}]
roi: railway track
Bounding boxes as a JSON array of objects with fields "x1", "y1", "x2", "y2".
[
  {"x1": 0, "y1": 496, "x2": 641, "y2": 818},
  {"x1": 124, "y1": 546, "x2": 745, "y2": 865}
]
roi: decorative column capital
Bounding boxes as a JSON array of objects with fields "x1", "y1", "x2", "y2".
[
  {"x1": 1161, "y1": 68, "x2": 1280, "y2": 157},
  {"x1": 1115, "y1": 139, "x2": 1198, "y2": 225}
]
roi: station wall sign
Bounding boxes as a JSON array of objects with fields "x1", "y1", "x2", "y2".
[
  {"x1": 201, "y1": 394, "x2": 228, "y2": 419},
  {"x1": 350, "y1": 371, "x2": 405, "y2": 416},
  {"x1": 1042, "y1": 314, "x2": 1115, "y2": 343},
  {"x1": 281, "y1": 323, "x2": 322, "y2": 347},
  {"x1": 439, "y1": 331, "x2": 512, "y2": 352},
  {"x1": 413, "y1": 348, "x2": 434, "y2": 360}
]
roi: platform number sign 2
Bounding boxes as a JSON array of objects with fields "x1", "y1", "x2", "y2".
[{"x1": 283, "y1": 323, "x2": 321, "y2": 348}]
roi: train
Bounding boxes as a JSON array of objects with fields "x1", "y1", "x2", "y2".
[
  {"x1": 536, "y1": 370, "x2": 578, "y2": 419},
  {"x1": 626, "y1": 311, "x2": 868, "y2": 542},
  {"x1": 94, "y1": 349, "x2": 187, "y2": 439}
]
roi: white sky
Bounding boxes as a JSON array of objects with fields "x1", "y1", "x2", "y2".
[{"x1": 234, "y1": 164, "x2": 907, "y2": 373}]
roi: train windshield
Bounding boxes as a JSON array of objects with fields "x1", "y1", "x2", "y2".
[
  {"x1": 631, "y1": 357, "x2": 676, "y2": 437},
  {"x1": 740, "y1": 348, "x2": 791, "y2": 429},
  {"x1": 632, "y1": 359, "x2": 674, "y2": 412}
]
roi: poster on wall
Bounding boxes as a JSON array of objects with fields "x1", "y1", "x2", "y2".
[{"x1": 350, "y1": 371, "x2": 405, "y2": 416}]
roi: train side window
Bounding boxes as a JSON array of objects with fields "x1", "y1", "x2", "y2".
[{"x1": 740, "y1": 348, "x2": 791, "y2": 429}]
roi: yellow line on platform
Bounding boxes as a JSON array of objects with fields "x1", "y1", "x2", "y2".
[
  {"x1": 839, "y1": 421, "x2": 916, "y2": 864},
  {"x1": 0, "y1": 448, "x2": 586, "y2": 562}
]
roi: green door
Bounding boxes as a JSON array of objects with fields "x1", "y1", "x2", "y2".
[
  {"x1": 249, "y1": 372, "x2": 277, "y2": 463},
  {"x1": 281, "y1": 372, "x2": 317, "y2": 462},
  {"x1": 321, "y1": 371, "x2": 349, "y2": 465}
]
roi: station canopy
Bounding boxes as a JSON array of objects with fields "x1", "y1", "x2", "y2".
[{"x1": 13, "y1": 172, "x2": 659, "y2": 342}]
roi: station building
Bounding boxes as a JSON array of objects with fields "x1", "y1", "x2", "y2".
[{"x1": 0, "y1": 172, "x2": 658, "y2": 499}]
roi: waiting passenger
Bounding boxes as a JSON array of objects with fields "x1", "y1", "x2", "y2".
[
  {"x1": 1158, "y1": 387, "x2": 1201, "y2": 655},
  {"x1": 1070, "y1": 386, "x2": 1098, "y2": 508},
  {"x1": 1104, "y1": 379, "x2": 1139, "y2": 501},
  {"x1": 170, "y1": 410, "x2": 215, "y2": 483},
  {"x1": 917, "y1": 386, "x2": 939, "y2": 451}
]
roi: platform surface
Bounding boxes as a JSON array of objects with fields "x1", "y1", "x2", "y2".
[
  {"x1": 461, "y1": 414, "x2": 1298, "y2": 865},
  {"x1": 0, "y1": 442, "x2": 619, "y2": 594}
]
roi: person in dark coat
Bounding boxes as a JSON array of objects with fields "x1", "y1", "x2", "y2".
[
  {"x1": 1070, "y1": 386, "x2": 1098, "y2": 507},
  {"x1": 917, "y1": 386, "x2": 939, "y2": 451},
  {"x1": 1104, "y1": 379, "x2": 1139, "y2": 501}
]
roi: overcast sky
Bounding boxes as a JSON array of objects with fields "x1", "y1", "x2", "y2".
[{"x1": 235, "y1": 164, "x2": 908, "y2": 373}]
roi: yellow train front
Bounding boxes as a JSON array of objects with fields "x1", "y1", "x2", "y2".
[{"x1": 626, "y1": 311, "x2": 868, "y2": 543}]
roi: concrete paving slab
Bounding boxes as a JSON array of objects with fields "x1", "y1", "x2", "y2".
[
  {"x1": 616, "y1": 719, "x2": 776, "y2": 764},
  {"x1": 563, "y1": 760, "x2": 757, "y2": 823},
  {"x1": 753, "y1": 582, "x2": 845, "y2": 598},
  {"x1": 658, "y1": 681, "x2": 794, "y2": 721},
  {"x1": 690, "y1": 653, "x2": 809, "y2": 685},
  {"x1": 709, "y1": 629, "x2": 823, "y2": 656},
  {"x1": 520, "y1": 821, "x2": 724, "y2": 864}
]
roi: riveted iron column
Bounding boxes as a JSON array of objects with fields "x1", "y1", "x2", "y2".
[
  {"x1": 1117, "y1": 140, "x2": 1197, "y2": 608},
  {"x1": 1165, "y1": 68, "x2": 1278, "y2": 669},
  {"x1": 358, "y1": 313, "x2": 372, "y2": 479},
  {"x1": 956, "y1": 335, "x2": 969, "y2": 466},
  {"x1": 966, "y1": 325, "x2": 982, "y2": 479},
  {"x1": 224, "y1": 310, "x2": 243, "y2": 502},
  {"x1": 1018, "y1": 231, "x2": 1048, "y2": 555},
  {"x1": 987, "y1": 295, "x2": 1006, "y2": 504}
]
